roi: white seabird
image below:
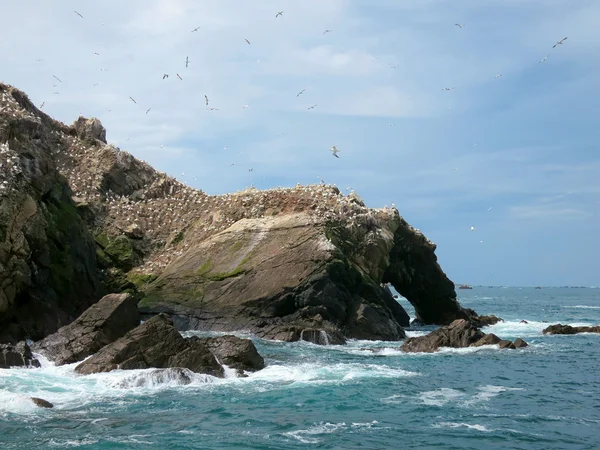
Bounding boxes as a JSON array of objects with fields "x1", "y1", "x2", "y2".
[{"x1": 330, "y1": 146, "x2": 340, "y2": 158}]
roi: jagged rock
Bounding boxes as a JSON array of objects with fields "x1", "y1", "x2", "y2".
[
  {"x1": 0, "y1": 341, "x2": 40, "y2": 368},
  {"x1": 401, "y1": 319, "x2": 485, "y2": 353},
  {"x1": 471, "y1": 333, "x2": 502, "y2": 347},
  {"x1": 543, "y1": 324, "x2": 600, "y2": 335},
  {"x1": 0, "y1": 84, "x2": 101, "y2": 343},
  {"x1": 498, "y1": 340, "x2": 516, "y2": 349},
  {"x1": 513, "y1": 338, "x2": 528, "y2": 348},
  {"x1": 200, "y1": 335, "x2": 265, "y2": 374},
  {"x1": 72, "y1": 116, "x2": 107, "y2": 144},
  {"x1": 32, "y1": 293, "x2": 140, "y2": 365},
  {"x1": 1, "y1": 81, "x2": 477, "y2": 347},
  {"x1": 473, "y1": 315, "x2": 504, "y2": 327},
  {"x1": 75, "y1": 314, "x2": 259, "y2": 376},
  {"x1": 31, "y1": 397, "x2": 53, "y2": 408}
]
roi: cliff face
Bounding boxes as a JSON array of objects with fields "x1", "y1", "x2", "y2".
[{"x1": 0, "y1": 82, "x2": 473, "y2": 344}]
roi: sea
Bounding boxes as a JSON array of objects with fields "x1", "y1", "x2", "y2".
[{"x1": 1, "y1": 287, "x2": 599, "y2": 449}]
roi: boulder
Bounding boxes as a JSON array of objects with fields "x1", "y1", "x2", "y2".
[
  {"x1": 471, "y1": 333, "x2": 502, "y2": 347},
  {"x1": 401, "y1": 319, "x2": 485, "y2": 353},
  {"x1": 543, "y1": 324, "x2": 600, "y2": 335},
  {"x1": 31, "y1": 397, "x2": 53, "y2": 408},
  {"x1": 200, "y1": 335, "x2": 265, "y2": 374},
  {"x1": 72, "y1": 116, "x2": 107, "y2": 144},
  {"x1": 513, "y1": 338, "x2": 528, "y2": 348},
  {"x1": 498, "y1": 340, "x2": 516, "y2": 349},
  {"x1": 75, "y1": 314, "x2": 261, "y2": 377},
  {"x1": 472, "y1": 315, "x2": 504, "y2": 327},
  {"x1": 32, "y1": 293, "x2": 140, "y2": 365},
  {"x1": 0, "y1": 342, "x2": 40, "y2": 368}
]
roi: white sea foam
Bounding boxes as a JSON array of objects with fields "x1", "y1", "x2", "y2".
[
  {"x1": 283, "y1": 420, "x2": 382, "y2": 444},
  {"x1": 563, "y1": 305, "x2": 600, "y2": 309},
  {"x1": 433, "y1": 422, "x2": 493, "y2": 432},
  {"x1": 418, "y1": 388, "x2": 466, "y2": 406}
]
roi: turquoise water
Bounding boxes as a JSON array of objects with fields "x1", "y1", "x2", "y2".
[{"x1": 1, "y1": 288, "x2": 600, "y2": 449}]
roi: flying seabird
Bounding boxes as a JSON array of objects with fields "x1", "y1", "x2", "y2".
[
  {"x1": 330, "y1": 145, "x2": 340, "y2": 158},
  {"x1": 129, "y1": 97, "x2": 137, "y2": 104},
  {"x1": 185, "y1": 56, "x2": 189, "y2": 68},
  {"x1": 205, "y1": 95, "x2": 209, "y2": 105},
  {"x1": 455, "y1": 23, "x2": 464, "y2": 28},
  {"x1": 74, "y1": 11, "x2": 84, "y2": 19},
  {"x1": 552, "y1": 37, "x2": 567, "y2": 48},
  {"x1": 191, "y1": 26, "x2": 201, "y2": 32},
  {"x1": 297, "y1": 89, "x2": 305, "y2": 97},
  {"x1": 39, "y1": 102, "x2": 45, "y2": 109},
  {"x1": 146, "y1": 108, "x2": 151, "y2": 114},
  {"x1": 163, "y1": 74, "x2": 169, "y2": 79},
  {"x1": 442, "y1": 87, "x2": 454, "y2": 91},
  {"x1": 177, "y1": 73, "x2": 183, "y2": 80},
  {"x1": 276, "y1": 11, "x2": 284, "y2": 18},
  {"x1": 323, "y1": 29, "x2": 332, "y2": 35},
  {"x1": 538, "y1": 54, "x2": 550, "y2": 63},
  {"x1": 242, "y1": 105, "x2": 249, "y2": 108},
  {"x1": 308, "y1": 104, "x2": 317, "y2": 110},
  {"x1": 470, "y1": 226, "x2": 475, "y2": 231},
  {"x1": 207, "y1": 107, "x2": 219, "y2": 111},
  {"x1": 245, "y1": 38, "x2": 251, "y2": 45},
  {"x1": 93, "y1": 52, "x2": 100, "y2": 55},
  {"x1": 494, "y1": 73, "x2": 502, "y2": 78},
  {"x1": 53, "y1": 75, "x2": 62, "y2": 83}
]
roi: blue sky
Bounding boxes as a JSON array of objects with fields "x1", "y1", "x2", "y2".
[{"x1": 1, "y1": 0, "x2": 599, "y2": 286}]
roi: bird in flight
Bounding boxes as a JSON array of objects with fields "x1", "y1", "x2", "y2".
[
  {"x1": 330, "y1": 146, "x2": 340, "y2": 158},
  {"x1": 455, "y1": 23, "x2": 464, "y2": 28},
  {"x1": 185, "y1": 56, "x2": 189, "y2": 68},
  {"x1": 163, "y1": 74, "x2": 169, "y2": 79},
  {"x1": 245, "y1": 38, "x2": 251, "y2": 45},
  {"x1": 74, "y1": 11, "x2": 84, "y2": 19},
  {"x1": 494, "y1": 73, "x2": 503, "y2": 78},
  {"x1": 552, "y1": 37, "x2": 567, "y2": 48},
  {"x1": 93, "y1": 52, "x2": 100, "y2": 55},
  {"x1": 470, "y1": 226, "x2": 475, "y2": 231},
  {"x1": 39, "y1": 102, "x2": 45, "y2": 109},
  {"x1": 205, "y1": 95, "x2": 209, "y2": 106},
  {"x1": 442, "y1": 87, "x2": 454, "y2": 91},
  {"x1": 538, "y1": 54, "x2": 550, "y2": 63},
  {"x1": 323, "y1": 29, "x2": 332, "y2": 35},
  {"x1": 129, "y1": 97, "x2": 137, "y2": 104},
  {"x1": 276, "y1": 11, "x2": 284, "y2": 18},
  {"x1": 308, "y1": 104, "x2": 317, "y2": 110},
  {"x1": 177, "y1": 73, "x2": 183, "y2": 80},
  {"x1": 297, "y1": 89, "x2": 305, "y2": 97},
  {"x1": 53, "y1": 75, "x2": 62, "y2": 83},
  {"x1": 191, "y1": 26, "x2": 201, "y2": 32},
  {"x1": 207, "y1": 107, "x2": 219, "y2": 111},
  {"x1": 146, "y1": 108, "x2": 151, "y2": 114}
]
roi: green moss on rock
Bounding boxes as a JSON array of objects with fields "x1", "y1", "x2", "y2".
[{"x1": 103, "y1": 235, "x2": 134, "y2": 270}]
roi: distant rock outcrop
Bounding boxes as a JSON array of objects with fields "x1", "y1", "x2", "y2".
[
  {"x1": 75, "y1": 313, "x2": 264, "y2": 376},
  {"x1": 401, "y1": 319, "x2": 527, "y2": 353},
  {"x1": 32, "y1": 293, "x2": 140, "y2": 365},
  {"x1": 543, "y1": 324, "x2": 600, "y2": 335},
  {"x1": 0, "y1": 82, "x2": 477, "y2": 346},
  {"x1": 31, "y1": 397, "x2": 53, "y2": 408}
]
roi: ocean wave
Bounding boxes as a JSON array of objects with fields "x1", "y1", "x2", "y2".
[
  {"x1": 563, "y1": 305, "x2": 600, "y2": 309},
  {"x1": 283, "y1": 420, "x2": 383, "y2": 444},
  {"x1": 432, "y1": 422, "x2": 493, "y2": 432}
]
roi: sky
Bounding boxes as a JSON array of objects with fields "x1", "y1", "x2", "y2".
[{"x1": 1, "y1": 0, "x2": 599, "y2": 287}]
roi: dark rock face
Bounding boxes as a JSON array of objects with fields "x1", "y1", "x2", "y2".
[
  {"x1": 32, "y1": 293, "x2": 139, "y2": 365},
  {"x1": 75, "y1": 314, "x2": 261, "y2": 377},
  {"x1": 201, "y1": 335, "x2": 265, "y2": 374},
  {"x1": 0, "y1": 341, "x2": 40, "y2": 368},
  {"x1": 383, "y1": 220, "x2": 474, "y2": 325},
  {"x1": 543, "y1": 324, "x2": 600, "y2": 335},
  {"x1": 401, "y1": 319, "x2": 485, "y2": 353},
  {"x1": 0, "y1": 84, "x2": 102, "y2": 343},
  {"x1": 472, "y1": 315, "x2": 504, "y2": 327},
  {"x1": 31, "y1": 397, "x2": 53, "y2": 408},
  {"x1": 401, "y1": 320, "x2": 528, "y2": 353}
]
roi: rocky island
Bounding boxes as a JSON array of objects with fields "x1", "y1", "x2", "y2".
[{"x1": 0, "y1": 82, "x2": 488, "y2": 368}]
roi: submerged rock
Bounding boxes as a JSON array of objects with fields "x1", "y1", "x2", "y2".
[
  {"x1": 543, "y1": 324, "x2": 600, "y2": 335},
  {"x1": 30, "y1": 397, "x2": 53, "y2": 408},
  {"x1": 74, "y1": 314, "x2": 262, "y2": 377},
  {"x1": 0, "y1": 342, "x2": 40, "y2": 368},
  {"x1": 32, "y1": 293, "x2": 140, "y2": 365}
]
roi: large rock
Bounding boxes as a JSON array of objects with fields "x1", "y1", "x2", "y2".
[
  {"x1": 401, "y1": 319, "x2": 485, "y2": 353},
  {"x1": 0, "y1": 341, "x2": 40, "y2": 368},
  {"x1": 201, "y1": 335, "x2": 264, "y2": 374},
  {"x1": 75, "y1": 314, "x2": 261, "y2": 376},
  {"x1": 543, "y1": 324, "x2": 600, "y2": 335},
  {"x1": 0, "y1": 84, "x2": 102, "y2": 343},
  {"x1": 32, "y1": 293, "x2": 140, "y2": 365},
  {"x1": 72, "y1": 116, "x2": 107, "y2": 144}
]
